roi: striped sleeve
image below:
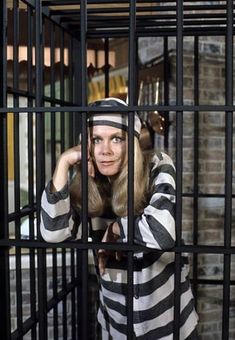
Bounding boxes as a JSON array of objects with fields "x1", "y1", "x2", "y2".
[
  {"x1": 40, "y1": 180, "x2": 80, "y2": 243},
  {"x1": 118, "y1": 152, "x2": 176, "y2": 250}
]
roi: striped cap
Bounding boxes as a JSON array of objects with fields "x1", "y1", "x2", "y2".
[{"x1": 88, "y1": 97, "x2": 141, "y2": 138}]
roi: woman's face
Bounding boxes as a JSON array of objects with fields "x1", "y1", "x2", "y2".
[{"x1": 90, "y1": 125, "x2": 127, "y2": 177}]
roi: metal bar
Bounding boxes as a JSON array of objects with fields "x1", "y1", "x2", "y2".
[
  {"x1": 42, "y1": 0, "x2": 180, "y2": 5},
  {"x1": 192, "y1": 36, "x2": 199, "y2": 307},
  {"x1": 62, "y1": 247, "x2": 68, "y2": 339},
  {"x1": 43, "y1": 0, "x2": 219, "y2": 5},
  {"x1": 0, "y1": 0, "x2": 11, "y2": 338},
  {"x1": 13, "y1": 1, "x2": 23, "y2": 336},
  {"x1": 68, "y1": 37, "x2": 75, "y2": 146},
  {"x1": 27, "y1": 5, "x2": 37, "y2": 339},
  {"x1": 52, "y1": 248, "x2": 59, "y2": 340},
  {"x1": 72, "y1": 38, "x2": 83, "y2": 338},
  {"x1": 222, "y1": 0, "x2": 233, "y2": 338},
  {"x1": 163, "y1": 36, "x2": 169, "y2": 151},
  {"x1": 49, "y1": 21, "x2": 59, "y2": 340},
  {"x1": 70, "y1": 247, "x2": 76, "y2": 340},
  {"x1": 1, "y1": 239, "x2": 235, "y2": 254},
  {"x1": 60, "y1": 28, "x2": 66, "y2": 158},
  {"x1": 68, "y1": 35, "x2": 77, "y2": 339},
  {"x1": 83, "y1": 27, "x2": 233, "y2": 38},
  {"x1": 35, "y1": 2, "x2": 48, "y2": 339},
  {"x1": 104, "y1": 38, "x2": 109, "y2": 97},
  {"x1": 80, "y1": 1, "x2": 89, "y2": 339},
  {"x1": 49, "y1": 4, "x2": 229, "y2": 15},
  {"x1": 4, "y1": 104, "x2": 235, "y2": 113},
  {"x1": 64, "y1": 18, "x2": 233, "y2": 28},
  {"x1": 50, "y1": 22, "x2": 56, "y2": 174},
  {"x1": 174, "y1": 0, "x2": 183, "y2": 339},
  {"x1": 60, "y1": 29, "x2": 65, "y2": 110},
  {"x1": 60, "y1": 37, "x2": 67, "y2": 335},
  {"x1": 6, "y1": 87, "x2": 75, "y2": 106},
  {"x1": 126, "y1": 0, "x2": 136, "y2": 338},
  {"x1": 64, "y1": 12, "x2": 230, "y2": 22}
]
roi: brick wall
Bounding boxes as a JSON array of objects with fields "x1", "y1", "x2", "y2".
[
  {"x1": 10, "y1": 253, "x2": 100, "y2": 340},
  {"x1": 167, "y1": 40, "x2": 235, "y2": 339}
]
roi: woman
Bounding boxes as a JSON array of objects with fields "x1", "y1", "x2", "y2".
[{"x1": 40, "y1": 97, "x2": 198, "y2": 339}]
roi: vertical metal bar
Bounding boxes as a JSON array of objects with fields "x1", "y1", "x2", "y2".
[
  {"x1": 35, "y1": 1, "x2": 47, "y2": 339},
  {"x1": 104, "y1": 38, "x2": 109, "y2": 97},
  {"x1": 80, "y1": 1, "x2": 88, "y2": 339},
  {"x1": 192, "y1": 36, "x2": 199, "y2": 306},
  {"x1": 52, "y1": 26, "x2": 59, "y2": 340},
  {"x1": 163, "y1": 37, "x2": 169, "y2": 151},
  {"x1": 50, "y1": 22, "x2": 56, "y2": 174},
  {"x1": 128, "y1": 0, "x2": 137, "y2": 107},
  {"x1": 62, "y1": 248, "x2": 67, "y2": 340},
  {"x1": 27, "y1": 6, "x2": 37, "y2": 340},
  {"x1": 52, "y1": 251, "x2": 59, "y2": 340},
  {"x1": 222, "y1": 0, "x2": 233, "y2": 338},
  {"x1": 49, "y1": 21, "x2": 59, "y2": 340},
  {"x1": 127, "y1": 0, "x2": 136, "y2": 338},
  {"x1": 0, "y1": 1, "x2": 11, "y2": 338},
  {"x1": 59, "y1": 30, "x2": 68, "y2": 339},
  {"x1": 72, "y1": 38, "x2": 82, "y2": 339},
  {"x1": 60, "y1": 31, "x2": 65, "y2": 150},
  {"x1": 68, "y1": 35, "x2": 77, "y2": 340},
  {"x1": 73, "y1": 39, "x2": 81, "y2": 135},
  {"x1": 174, "y1": 0, "x2": 183, "y2": 339},
  {"x1": 13, "y1": 1, "x2": 23, "y2": 336},
  {"x1": 68, "y1": 37, "x2": 75, "y2": 146},
  {"x1": 70, "y1": 247, "x2": 76, "y2": 340},
  {"x1": 60, "y1": 30, "x2": 65, "y2": 105}
]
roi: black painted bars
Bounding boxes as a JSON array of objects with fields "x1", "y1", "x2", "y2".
[
  {"x1": 174, "y1": 0, "x2": 183, "y2": 339},
  {"x1": 222, "y1": 0, "x2": 233, "y2": 338},
  {"x1": 35, "y1": 1, "x2": 48, "y2": 339},
  {"x1": 80, "y1": 1, "x2": 89, "y2": 339},
  {"x1": 0, "y1": 0, "x2": 11, "y2": 338}
]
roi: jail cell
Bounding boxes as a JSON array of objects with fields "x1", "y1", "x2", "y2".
[{"x1": 0, "y1": 1, "x2": 234, "y2": 340}]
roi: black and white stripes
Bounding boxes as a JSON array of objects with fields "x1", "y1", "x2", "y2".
[{"x1": 40, "y1": 152, "x2": 198, "y2": 339}]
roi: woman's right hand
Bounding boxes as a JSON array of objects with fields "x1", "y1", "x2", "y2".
[
  {"x1": 52, "y1": 144, "x2": 95, "y2": 192},
  {"x1": 51, "y1": 145, "x2": 81, "y2": 192},
  {"x1": 58, "y1": 145, "x2": 82, "y2": 168}
]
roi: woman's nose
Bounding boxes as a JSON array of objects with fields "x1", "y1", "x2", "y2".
[{"x1": 101, "y1": 141, "x2": 112, "y2": 154}]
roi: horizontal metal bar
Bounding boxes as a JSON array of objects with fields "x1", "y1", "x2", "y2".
[
  {"x1": 49, "y1": 4, "x2": 229, "y2": 16},
  {"x1": 64, "y1": 18, "x2": 232, "y2": 29},
  {"x1": 42, "y1": 0, "x2": 182, "y2": 5},
  {"x1": 7, "y1": 192, "x2": 233, "y2": 223},
  {"x1": 83, "y1": 30, "x2": 233, "y2": 39},
  {"x1": 62, "y1": 12, "x2": 228, "y2": 22},
  {"x1": 7, "y1": 87, "x2": 75, "y2": 107},
  {"x1": 1, "y1": 240, "x2": 235, "y2": 254},
  {"x1": 43, "y1": 0, "x2": 222, "y2": 4},
  {"x1": 43, "y1": 0, "x2": 152, "y2": 5},
  {"x1": 191, "y1": 278, "x2": 235, "y2": 286},
  {"x1": 1, "y1": 104, "x2": 235, "y2": 113},
  {"x1": 182, "y1": 193, "x2": 234, "y2": 198}
]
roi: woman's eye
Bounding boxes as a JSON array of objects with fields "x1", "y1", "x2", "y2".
[
  {"x1": 92, "y1": 137, "x2": 101, "y2": 144},
  {"x1": 113, "y1": 137, "x2": 123, "y2": 143}
]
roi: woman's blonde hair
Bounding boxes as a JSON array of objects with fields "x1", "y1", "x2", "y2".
[{"x1": 70, "y1": 137, "x2": 150, "y2": 217}]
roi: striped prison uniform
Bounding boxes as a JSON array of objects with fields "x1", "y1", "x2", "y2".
[{"x1": 40, "y1": 152, "x2": 198, "y2": 339}]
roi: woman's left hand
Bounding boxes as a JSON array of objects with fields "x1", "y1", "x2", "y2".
[{"x1": 97, "y1": 222, "x2": 121, "y2": 275}]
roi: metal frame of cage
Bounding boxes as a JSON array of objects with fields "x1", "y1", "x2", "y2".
[{"x1": 0, "y1": 1, "x2": 234, "y2": 339}]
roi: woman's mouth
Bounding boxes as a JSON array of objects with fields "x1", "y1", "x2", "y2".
[{"x1": 101, "y1": 161, "x2": 115, "y2": 166}]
